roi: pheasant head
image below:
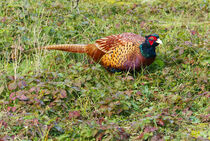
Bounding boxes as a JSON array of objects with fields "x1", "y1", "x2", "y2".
[{"x1": 140, "y1": 34, "x2": 162, "y2": 58}]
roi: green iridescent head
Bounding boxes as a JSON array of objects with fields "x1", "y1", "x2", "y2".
[{"x1": 140, "y1": 34, "x2": 162, "y2": 58}]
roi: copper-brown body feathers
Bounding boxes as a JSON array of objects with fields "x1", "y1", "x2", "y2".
[{"x1": 42, "y1": 33, "x2": 157, "y2": 72}]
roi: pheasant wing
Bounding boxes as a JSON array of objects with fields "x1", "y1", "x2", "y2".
[
  {"x1": 95, "y1": 34, "x2": 125, "y2": 53},
  {"x1": 119, "y1": 33, "x2": 145, "y2": 46},
  {"x1": 95, "y1": 33, "x2": 144, "y2": 53}
]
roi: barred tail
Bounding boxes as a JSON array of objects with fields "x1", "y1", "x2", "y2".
[{"x1": 42, "y1": 44, "x2": 87, "y2": 53}]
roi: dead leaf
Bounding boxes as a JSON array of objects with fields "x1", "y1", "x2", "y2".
[
  {"x1": 136, "y1": 132, "x2": 144, "y2": 139},
  {"x1": 184, "y1": 41, "x2": 192, "y2": 46},
  {"x1": 17, "y1": 80, "x2": 27, "y2": 89},
  {"x1": 125, "y1": 90, "x2": 132, "y2": 96},
  {"x1": 7, "y1": 76, "x2": 15, "y2": 81},
  {"x1": 157, "y1": 119, "x2": 164, "y2": 126},
  {"x1": 140, "y1": 21, "x2": 146, "y2": 28},
  {"x1": 1, "y1": 17, "x2": 6, "y2": 23},
  {"x1": 0, "y1": 120, "x2": 7, "y2": 129},
  {"x1": 8, "y1": 82, "x2": 17, "y2": 90},
  {"x1": 115, "y1": 23, "x2": 120, "y2": 29},
  {"x1": 136, "y1": 91, "x2": 142, "y2": 95},
  {"x1": 9, "y1": 92, "x2": 17, "y2": 100},
  {"x1": 16, "y1": 94, "x2": 29, "y2": 101},
  {"x1": 144, "y1": 126, "x2": 157, "y2": 133},
  {"x1": 179, "y1": 48, "x2": 184, "y2": 55},
  {"x1": 60, "y1": 89, "x2": 67, "y2": 99},
  {"x1": 16, "y1": 90, "x2": 29, "y2": 101},
  {"x1": 123, "y1": 76, "x2": 134, "y2": 81},
  {"x1": 69, "y1": 111, "x2": 80, "y2": 120},
  {"x1": 151, "y1": 134, "x2": 163, "y2": 141},
  {"x1": 7, "y1": 106, "x2": 16, "y2": 112}
]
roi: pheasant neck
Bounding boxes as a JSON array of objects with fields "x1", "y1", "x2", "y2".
[{"x1": 139, "y1": 43, "x2": 156, "y2": 58}]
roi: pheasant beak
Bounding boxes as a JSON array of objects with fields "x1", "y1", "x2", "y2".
[{"x1": 156, "y1": 39, "x2": 163, "y2": 45}]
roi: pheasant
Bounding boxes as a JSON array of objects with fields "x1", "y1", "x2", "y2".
[{"x1": 41, "y1": 33, "x2": 162, "y2": 72}]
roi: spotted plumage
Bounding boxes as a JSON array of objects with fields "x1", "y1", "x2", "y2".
[{"x1": 41, "y1": 33, "x2": 162, "y2": 72}]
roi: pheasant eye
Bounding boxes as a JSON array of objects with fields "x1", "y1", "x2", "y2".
[
  {"x1": 149, "y1": 37, "x2": 154, "y2": 40},
  {"x1": 149, "y1": 36, "x2": 157, "y2": 41}
]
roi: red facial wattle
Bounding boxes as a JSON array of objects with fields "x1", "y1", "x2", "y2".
[
  {"x1": 148, "y1": 36, "x2": 157, "y2": 45},
  {"x1": 149, "y1": 40, "x2": 154, "y2": 45}
]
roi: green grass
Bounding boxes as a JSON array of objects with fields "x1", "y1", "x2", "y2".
[{"x1": 0, "y1": 0, "x2": 209, "y2": 140}]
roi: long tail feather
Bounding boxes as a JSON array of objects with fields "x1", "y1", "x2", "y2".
[{"x1": 42, "y1": 44, "x2": 87, "y2": 53}]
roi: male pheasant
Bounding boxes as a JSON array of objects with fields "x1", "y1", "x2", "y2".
[{"x1": 42, "y1": 33, "x2": 162, "y2": 72}]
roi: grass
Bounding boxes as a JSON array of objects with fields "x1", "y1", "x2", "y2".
[{"x1": 0, "y1": 0, "x2": 209, "y2": 140}]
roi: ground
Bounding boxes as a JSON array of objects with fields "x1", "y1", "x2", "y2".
[{"x1": 0, "y1": 0, "x2": 209, "y2": 140}]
